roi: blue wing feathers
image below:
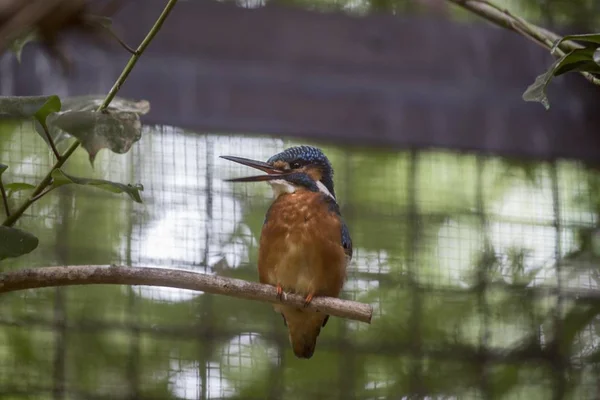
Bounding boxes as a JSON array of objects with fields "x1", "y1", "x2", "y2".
[
  {"x1": 324, "y1": 195, "x2": 352, "y2": 261},
  {"x1": 340, "y1": 221, "x2": 353, "y2": 261}
]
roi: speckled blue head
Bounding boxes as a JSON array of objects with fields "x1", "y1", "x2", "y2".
[{"x1": 267, "y1": 146, "x2": 336, "y2": 198}]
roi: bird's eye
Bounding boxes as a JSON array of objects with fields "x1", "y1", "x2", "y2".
[{"x1": 290, "y1": 161, "x2": 301, "y2": 169}]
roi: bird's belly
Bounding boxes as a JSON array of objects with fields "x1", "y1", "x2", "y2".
[
  {"x1": 259, "y1": 221, "x2": 346, "y2": 298},
  {"x1": 258, "y1": 190, "x2": 347, "y2": 298},
  {"x1": 269, "y1": 241, "x2": 318, "y2": 295}
]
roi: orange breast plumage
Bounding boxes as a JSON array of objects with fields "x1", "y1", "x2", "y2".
[
  {"x1": 258, "y1": 188, "x2": 348, "y2": 359},
  {"x1": 258, "y1": 189, "x2": 347, "y2": 298}
]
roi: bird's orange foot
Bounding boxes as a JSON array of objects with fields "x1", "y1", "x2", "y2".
[
  {"x1": 303, "y1": 293, "x2": 314, "y2": 308},
  {"x1": 276, "y1": 284, "x2": 284, "y2": 301}
]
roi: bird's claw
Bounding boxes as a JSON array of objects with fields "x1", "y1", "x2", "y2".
[
  {"x1": 303, "y1": 293, "x2": 314, "y2": 308},
  {"x1": 276, "y1": 284, "x2": 284, "y2": 301}
]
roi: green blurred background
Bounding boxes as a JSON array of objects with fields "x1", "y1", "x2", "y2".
[
  {"x1": 2, "y1": 0, "x2": 600, "y2": 398},
  {"x1": 2, "y1": 117, "x2": 600, "y2": 399}
]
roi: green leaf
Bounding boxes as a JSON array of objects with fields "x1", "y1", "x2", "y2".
[
  {"x1": 489, "y1": 365, "x2": 520, "y2": 397},
  {"x1": 4, "y1": 183, "x2": 36, "y2": 197},
  {"x1": 522, "y1": 69, "x2": 554, "y2": 110},
  {"x1": 60, "y1": 96, "x2": 150, "y2": 114},
  {"x1": 594, "y1": 48, "x2": 600, "y2": 66},
  {"x1": 0, "y1": 95, "x2": 63, "y2": 149},
  {"x1": 50, "y1": 169, "x2": 143, "y2": 203},
  {"x1": 586, "y1": 348, "x2": 600, "y2": 363},
  {"x1": 0, "y1": 226, "x2": 39, "y2": 261},
  {"x1": 33, "y1": 96, "x2": 62, "y2": 148},
  {"x1": 559, "y1": 304, "x2": 600, "y2": 356},
  {"x1": 34, "y1": 96, "x2": 61, "y2": 126},
  {"x1": 48, "y1": 110, "x2": 142, "y2": 165},
  {"x1": 523, "y1": 47, "x2": 600, "y2": 109},
  {"x1": 43, "y1": 96, "x2": 150, "y2": 165},
  {"x1": 552, "y1": 33, "x2": 600, "y2": 54},
  {"x1": 0, "y1": 96, "x2": 60, "y2": 119},
  {"x1": 553, "y1": 48, "x2": 600, "y2": 76},
  {"x1": 9, "y1": 31, "x2": 38, "y2": 63}
]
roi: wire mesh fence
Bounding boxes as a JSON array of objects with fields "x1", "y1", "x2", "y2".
[{"x1": 2, "y1": 120, "x2": 600, "y2": 399}]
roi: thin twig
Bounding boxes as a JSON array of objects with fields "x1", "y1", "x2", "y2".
[
  {"x1": 0, "y1": 265, "x2": 374, "y2": 323},
  {"x1": 0, "y1": 179, "x2": 10, "y2": 217},
  {"x1": 1, "y1": 0, "x2": 179, "y2": 227},
  {"x1": 103, "y1": 25, "x2": 138, "y2": 55},
  {"x1": 580, "y1": 71, "x2": 600, "y2": 86},
  {"x1": 99, "y1": 0, "x2": 178, "y2": 110},
  {"x1": 474, "y1": 0, "x2": 559, "y2": 48},
  {"x1": 447, "y1": 0, "x2": 600, "y2": 87},
  {"x1": 39, "y1": 122, "x2": 61, "y2": 160},
  {"x1": 30, "y1": 186, "x2": 56, "y2": 203},
  {"x1": 2, "y1": 142, "x2": 78, "y2": 227}
]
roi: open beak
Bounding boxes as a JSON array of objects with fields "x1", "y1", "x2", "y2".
[{"x1": 220, "y1": 155, "x2": 289, "y2": 182}]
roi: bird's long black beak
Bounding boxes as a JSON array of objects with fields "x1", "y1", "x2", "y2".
[{"x1": 220, "y1": 155, "x2": 289, "y2": 182}]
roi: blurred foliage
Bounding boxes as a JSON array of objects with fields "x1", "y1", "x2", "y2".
[
  {"x1": 222, "y1": 0, "x2": 600, "y2": 29},
  {"x1": 1, "y1": 127, "x2": 591, "y2": 398},
  {"x1": 0, "y1": 95, "x2": 147, "y2": 262},
  {"x1": 2, "y1": 0, "x2": 600, "y2": 398},
  {"x1": 3, "y1": 0, "x2": 600, "y2": 390},
  {"x1": 523, "y1": 33, "x2": 600, "y2": 109},
  {"x1": 1, "y1": 0, "x2": 132, "y2": 71}
]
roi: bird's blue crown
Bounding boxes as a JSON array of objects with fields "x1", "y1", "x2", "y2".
[{"x1": 267, "y1": 145, "x2": 336, "y2": 198}]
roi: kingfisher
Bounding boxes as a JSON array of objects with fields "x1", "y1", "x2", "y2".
[{"x1": 221, "y1": 145, "x2": 352, "y2": 359}]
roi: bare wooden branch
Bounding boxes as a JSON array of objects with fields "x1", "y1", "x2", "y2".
[
  {"x1": 446, "y1": 0, "x2": 562, "y2": 45},
  {"x1": 0, "y1": 265, "x2": 373, "y2": 323}
]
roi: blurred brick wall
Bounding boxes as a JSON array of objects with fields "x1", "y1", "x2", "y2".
[{"x1": 1, "y1": 0, "x2": 599, "y2": 162}]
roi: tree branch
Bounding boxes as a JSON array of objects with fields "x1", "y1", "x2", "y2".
[
  {"x1": 99, "y1": 0, "x2": 178, "y2": 110},
  {"x1": 1, "y1": 0, "x2": 179, "y2": 228},
  {"x1": 0, "y1": 265, "x2": 373, "y2": 324},
  {"x1": 0, "y1": 178, "x2": 9, "y2": 217},
  {"x1": 39, "y1": 121, "x2": 61, "y2": 160},
  {"x1": 446, "y1": 0, "x2": 600, "y2": 87}
]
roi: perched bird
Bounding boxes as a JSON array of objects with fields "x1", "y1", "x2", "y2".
[{"x1": 221, "y1": 145, "x2": 352, "y2": 359}]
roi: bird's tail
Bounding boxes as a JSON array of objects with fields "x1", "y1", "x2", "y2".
[{"x1": 279, "y1": 306, "x2": 329, "y2": 359}]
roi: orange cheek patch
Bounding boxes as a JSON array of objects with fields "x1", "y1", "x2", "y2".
[
  {"x1": 273, "y1": 161, "x2": 289, "y2": 170},
  {"x1": 302, "y1": 166, "x2": 322, "y2": 182}
]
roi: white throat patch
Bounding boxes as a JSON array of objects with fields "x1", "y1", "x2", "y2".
[
  {"x1": 316, "y1": 180, "x2": 335, "y2": 200},
  {"x1": 267, "y1": 179, "x2": 336, "y2": 201},
  {"x1": 268, "y1": 179, "x2": 296, "y2": 198}
]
